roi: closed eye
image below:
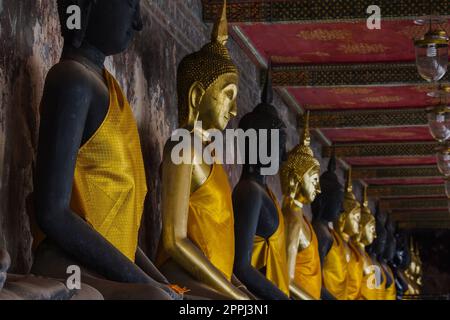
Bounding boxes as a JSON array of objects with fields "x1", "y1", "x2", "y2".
[{"x1": 222, "y1": 83, "x2": 238, "y2": 101}]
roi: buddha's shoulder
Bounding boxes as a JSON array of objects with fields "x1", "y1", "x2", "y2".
[
  {"x1": 233, "y1": 179, "x2": 264, "y2": 200},
  {"x1": 162, "y1": 131, "x2": 196, "y2": 160},
  {"x1": 45, "y1": 60, "x2": 97, "y2": 91}
]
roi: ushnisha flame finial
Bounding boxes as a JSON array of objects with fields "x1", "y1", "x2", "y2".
[
  {"x1": 261, "y1": 59, "x2": 273, "y2": 104},
  {"x1": 360, "y1": 185, "x2": 374, "y2": 226},
  {"x1": 342, "y1": 167, "x2": 359, "y2": 214},
  {"x1": 363, "y1": 185, "x2": 369, "y2": 208},
  {"x1": 300, "y1": 111, "x2": 311, "y2": 148},
  {"x1": 328, "y1": 147, "x2": 336, "y2": 172},
  {"x1": 211, "y1": 0, "x2": 228, "y2": 45},
  {"x1": 345, "y1": 167, "x2": 353, "y2": 193}
]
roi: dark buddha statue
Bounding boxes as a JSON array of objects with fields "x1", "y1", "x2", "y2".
[
  {"x1": 31, "y1": 0, "x2": 179, "y2": 300},
  {"x1": 380, "y1": 218, "x2": 397, "y2": 300},
  {"x1": 392, "y1": 231, "x2": 410, "y2": 298},
  {"x1": 311, "y1": 152, "x2": 343, "y2": 300},
  {"x1": 232, "y1": 64, "x2": 291, "y2": 300}
]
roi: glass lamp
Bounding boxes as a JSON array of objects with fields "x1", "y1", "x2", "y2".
[
  {"x1": 445, "y1": 178, "x2": 450, "y2": 198},
  {"x1": 426, "y1": 105, "x2": 450, "y2": 142},
  {"x1": 414, "y1": 29, "x2": 449, "y2": 82},
  {"x1": 436, "y1": 145, "x2": 450, "y2": 176}
]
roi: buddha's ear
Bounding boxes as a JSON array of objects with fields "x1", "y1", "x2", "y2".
[
  {"x1": 187, "y1": 81, "x2": 205, "y2": 128},
  {"x1": 289, "y1": 177, "x2": 298, "y2": 200},
  {"x1": 71, "y1": 0, "x2": 95, "y2": 48}
]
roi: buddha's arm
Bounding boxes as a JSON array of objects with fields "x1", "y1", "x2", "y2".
[
  {"x1": 233, "y1": 183, "x2": 289, "y2": 300},
  {"x1": 35, "y1": 66, "x2": 166, "y2": 287},
  {"x1": 161, "y1": 142, "x2": 248, "y2": 300},
  {"x1": 135, "y1": 247, "x2": 169, "y2": 285},
  {"x1": 283, "y1": 205, "x2": 315, "y2": 300},
  {"x1": 283, "y1": 202, "x2": 302, "y2": 283},
  {"x1": 314, "y1": 228, "x2": 337, "y2": 300}
]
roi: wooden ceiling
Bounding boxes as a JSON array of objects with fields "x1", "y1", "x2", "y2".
[{"x1": 203, "y1": 0, "x2": 450, "y2": 229}]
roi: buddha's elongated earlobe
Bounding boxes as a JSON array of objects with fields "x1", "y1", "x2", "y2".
[{"x1": 186, "y1": 82, "x2": 204, "y2": 131}]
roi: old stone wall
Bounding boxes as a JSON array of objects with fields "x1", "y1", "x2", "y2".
[{"x1": 0, "y1": 0, "x2": 351, "y2": 272}]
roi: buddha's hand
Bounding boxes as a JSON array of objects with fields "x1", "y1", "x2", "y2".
[{"x1": 231, "y1": 288, "x2": 250, "y2": 300}]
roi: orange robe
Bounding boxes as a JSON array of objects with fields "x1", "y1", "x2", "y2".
[
  {"x1": 322, "y1": 229, "x2": 348, "y2": 300},
  {"x1": 251, "y1": 188, "x2": 290, "y2": 297},
  {"x1": 35, "y1": 69, "x2": 148, "y2": 262},
  {"x1": 360, "y1": 252, "x2": 378, "y2": 300},
  {"x1": 347, "y1": 242, "x2": 364, "y2": 300},
  {"x1": 293, "y1": 217, "x2": 322, "y2": 300},
  {"x1": 184, "y1": 162, "x2": 236, "y2": 280}
]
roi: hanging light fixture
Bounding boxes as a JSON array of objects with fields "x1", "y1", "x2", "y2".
[
  {"x1": 445, "y1": 178, "x2": 450, "y2": 197},
  {"x1": 426, "y1": 87, "x2": 450, "y2": 142},
  {"x1": 414, "y1": 18, "x2": 449, "y2": 83},
  {"x1": 436, "y1": 145, "x2": 450, "y2": 177},
  {"x1": 426, "y1": 105, "x2": 450, "y2": 142},
  {"x1": 444, "y1": 178, "x2": 450, "y2": 213}
]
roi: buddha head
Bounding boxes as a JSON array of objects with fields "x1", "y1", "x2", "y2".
[
  {"x1": 239, "y1": 63, "x2": 287, "y2": 172},
  {"x1": 280, "y1": 112, "x2": 321, "y2": 205},
  {"x1": 57, "y1": 0, "x2": 143, "y2": 54},
  {"x1": 311, "y1": 150, "x2": 344, "y2": 223},
  {"x1": 177, "y1": 0, "x2": 239, "y2": 131},
  {"x1": 337, "y1": 169, "x2": 361, "y2": 237},
  {"x1": 358, "y1": 186, "x2": 376, "y2": 247},
  {"x1": 393, "y1": 232, "x2": 411, "y2": 270},
  {"x1": 383, "y1": 218, "x2": 396, "y2": 262}
]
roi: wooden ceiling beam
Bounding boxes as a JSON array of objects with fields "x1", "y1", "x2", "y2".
[
  {"x1": 398, "y1": 220, "x2": 450, "y2": 230},
  {"x1": 352, "y1": 165, "x2": 440, "y2": 179},
  {"x1": 323, "y1": 142, "x2": 436, "y2": 158},
  {"x1": 368, "y1": 184, "x2": 445, "y2": 198},
  {"x1": 203, "y1": 0, "x2": 450, "y2": 23},
  {"x1": 305, "y1": 109, "x2": 428, "y2": 129},
  {"x1": 268, "y1": 63, "x2": 450, "y2": 87}
]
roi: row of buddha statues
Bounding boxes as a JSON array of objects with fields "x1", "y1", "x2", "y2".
[{"x1": 0, "y1": 0, "x2": 423, "y2": 300}]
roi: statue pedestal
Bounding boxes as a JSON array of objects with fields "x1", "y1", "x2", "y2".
[{"x1": 0, "y1": 248, "x2": 102, "y2": 300}]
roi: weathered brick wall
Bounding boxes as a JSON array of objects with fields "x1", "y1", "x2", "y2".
[{"x1": 0, "y1": 0, "x2": 351, "y2": 273}]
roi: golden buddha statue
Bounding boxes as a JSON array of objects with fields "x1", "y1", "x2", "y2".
[
  {"x1": 353, "y1": 187, "x2": 379, "y2": 300},
  {"x1": 158, "y1": 0, "x2": 250, "y2": 300},
  {"x1": 280, "y1": 111, "x2": 322, "y2": 300},
  {"x1": 335, "y1": 168, "x2": 363, "y2": 300},
  {"x1": 414, "y1": 242, "x2": 423, "y2": 291},
  {"x1": 405, "y1": 240, "x2": 422, "y2": 296}
]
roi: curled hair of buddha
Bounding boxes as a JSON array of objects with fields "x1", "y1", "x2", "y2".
[
  {"x1": 342, "y1": 168, "x2": 361, "y2": 217},
  {"x1": 360, "y1": 185, "x2": 375, "y2": 227},
  {"x1": 280, "y1": 111, "x2": 320, "y2": 194},
  {"x1": 177, "y1": 0, "x2": 238, "y2": 127},
  {"x1": 311, "y1": 149, "x2": 343, "y2": 222},
  {"x1": 57, "y1": 0, "x2": 97, "y2": 48}
]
